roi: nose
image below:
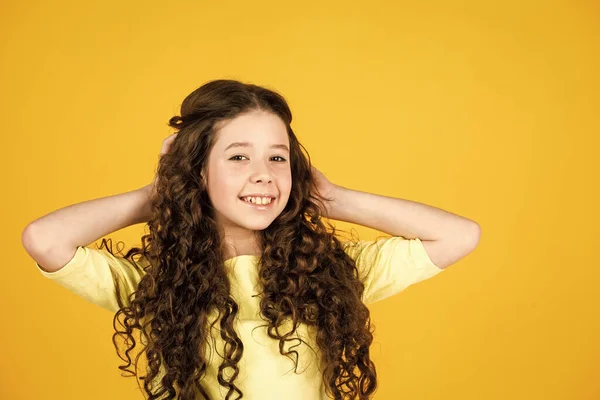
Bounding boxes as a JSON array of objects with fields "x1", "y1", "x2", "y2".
[{"x1": 250, "y1": 161, "x2": 273, "y2": 184}]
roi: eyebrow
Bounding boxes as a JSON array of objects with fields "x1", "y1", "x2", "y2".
[{"x1": 224, "y1": 141, "x2": 290, "y2": 153}]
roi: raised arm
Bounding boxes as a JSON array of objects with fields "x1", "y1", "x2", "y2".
[{"x1": 21, "y1": 184, "x2": 153, "y2": 273}]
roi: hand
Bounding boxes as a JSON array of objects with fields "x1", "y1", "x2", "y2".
[
  {"x1": 150, "y1": 133, "x2": 178, "y2": 196},
  {"x1": 310, "y1": 165, "x2": 340, "y2": 217}
]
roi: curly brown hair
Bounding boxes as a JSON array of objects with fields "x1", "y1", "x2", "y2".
[{"x1": 99, "y1": 79, "x2": 378, "y2": 399}]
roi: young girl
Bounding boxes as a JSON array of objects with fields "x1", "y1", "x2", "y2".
[{"x1": 22, "y1": 79, "x2": 480, "y2": 400}]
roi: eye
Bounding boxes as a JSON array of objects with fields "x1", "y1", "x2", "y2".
[{"x1": 229, "y1": 155, "x2": 287, "y2": 162}]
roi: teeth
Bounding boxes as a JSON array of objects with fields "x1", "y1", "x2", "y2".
[{"x1": 242, "y1": 196, "x2": 273, "y2": 204}]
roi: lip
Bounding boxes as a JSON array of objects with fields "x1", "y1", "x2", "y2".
[
  {"x1": 239, "y1": 196, "x2": 276, "y2": 210},
  {"x1": 239, "y1": 194, "x2": 277, "y2": 199}
]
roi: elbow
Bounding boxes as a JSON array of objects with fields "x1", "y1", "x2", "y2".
[
  {"x1": 461, "y1": 222, "x2": 481, "y2": 251},
  {"x1": 21, "y1": 223, "x2": 38, "y2": 252},
  {"x1": 22, "y1": 222, "x2": 52, "y2": 254},
  {"x1": 470, "y1": 222, "x2": 482, "y2": 245}
]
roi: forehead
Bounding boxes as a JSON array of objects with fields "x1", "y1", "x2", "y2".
[{"x1": 213, "y1": 111, "x2": 289, "y2": 148}]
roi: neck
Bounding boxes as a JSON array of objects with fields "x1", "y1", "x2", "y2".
[{"x1": 220, "y1": 225, "x2": 261, "y2": 260}]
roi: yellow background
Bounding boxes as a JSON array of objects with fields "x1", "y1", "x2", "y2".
[{"x1": 2, "y1": 0, "x2": 599, "y2": 399}]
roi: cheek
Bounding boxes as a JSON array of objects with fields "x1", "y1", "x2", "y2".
[
  {"x1": 279, "y1": 173, "x2": 293, "y2": 199},
  {"x1": 208, "y1": 169, "x2": 238, "y2": 200}
]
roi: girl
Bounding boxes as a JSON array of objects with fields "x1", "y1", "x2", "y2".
[{"x1": 22, "y1": 79, "x2": 480, "y2": 400}]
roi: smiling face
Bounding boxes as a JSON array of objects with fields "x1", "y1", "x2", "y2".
[{"x1": 204, "y1": 109, "x2": 292, "y2": 251}]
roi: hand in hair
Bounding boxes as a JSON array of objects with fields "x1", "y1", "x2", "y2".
[
  {"x1": 310, "y1": 164, "x2": 339, "y2": 218},
  {"x1": 149, "y1": 132, "x2": 178, "y2": 197}
]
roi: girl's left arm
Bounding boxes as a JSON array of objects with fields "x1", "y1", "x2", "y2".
[{"x1": 323, "y1": 185, "x2": 481, "y2": 269}]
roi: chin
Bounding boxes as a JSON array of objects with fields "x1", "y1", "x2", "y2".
[{"x1": 238, "y1": 219, "x2": 275, "y2": 231}]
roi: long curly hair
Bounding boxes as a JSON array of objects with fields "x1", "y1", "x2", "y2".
[{"x1": 99, "y1": 79, "x2": 378, "y2": 399}]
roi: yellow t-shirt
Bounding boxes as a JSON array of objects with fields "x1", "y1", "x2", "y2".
[{"x1": 35, "y1": 236, "x2": 443, "y2": 399}]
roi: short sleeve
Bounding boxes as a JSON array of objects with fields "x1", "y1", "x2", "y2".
[
  {"x1": 35, "y1": 246, "x2": 147, "y2": 313},
  {"x1": 342, "y1": 236, "x2": 444, "y2": 304}
]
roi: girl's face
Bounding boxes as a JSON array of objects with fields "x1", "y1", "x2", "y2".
[{"x1": 204, "y1": 110, "x2": 292, "y2": 235}]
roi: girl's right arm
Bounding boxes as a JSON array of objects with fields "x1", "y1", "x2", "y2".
[
  {"x1": 21, "y1": 184, "x2": 153, "y2": 273},
  {"x1": 23, "y1": 132, "x2": 177, "y2": 273}
]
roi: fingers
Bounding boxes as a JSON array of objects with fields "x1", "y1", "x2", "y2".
[{"x1": 160, "y1": 133, "x2": 178, "y2": 156}]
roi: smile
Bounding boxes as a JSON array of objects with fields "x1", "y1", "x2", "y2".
[{"x1": 239, "y1": 197, "x2": 276, "y2": 210}]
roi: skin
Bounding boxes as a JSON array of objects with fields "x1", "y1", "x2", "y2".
[{"x1": 203, "y1": 110, "x2": 293, "y2": 260}]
